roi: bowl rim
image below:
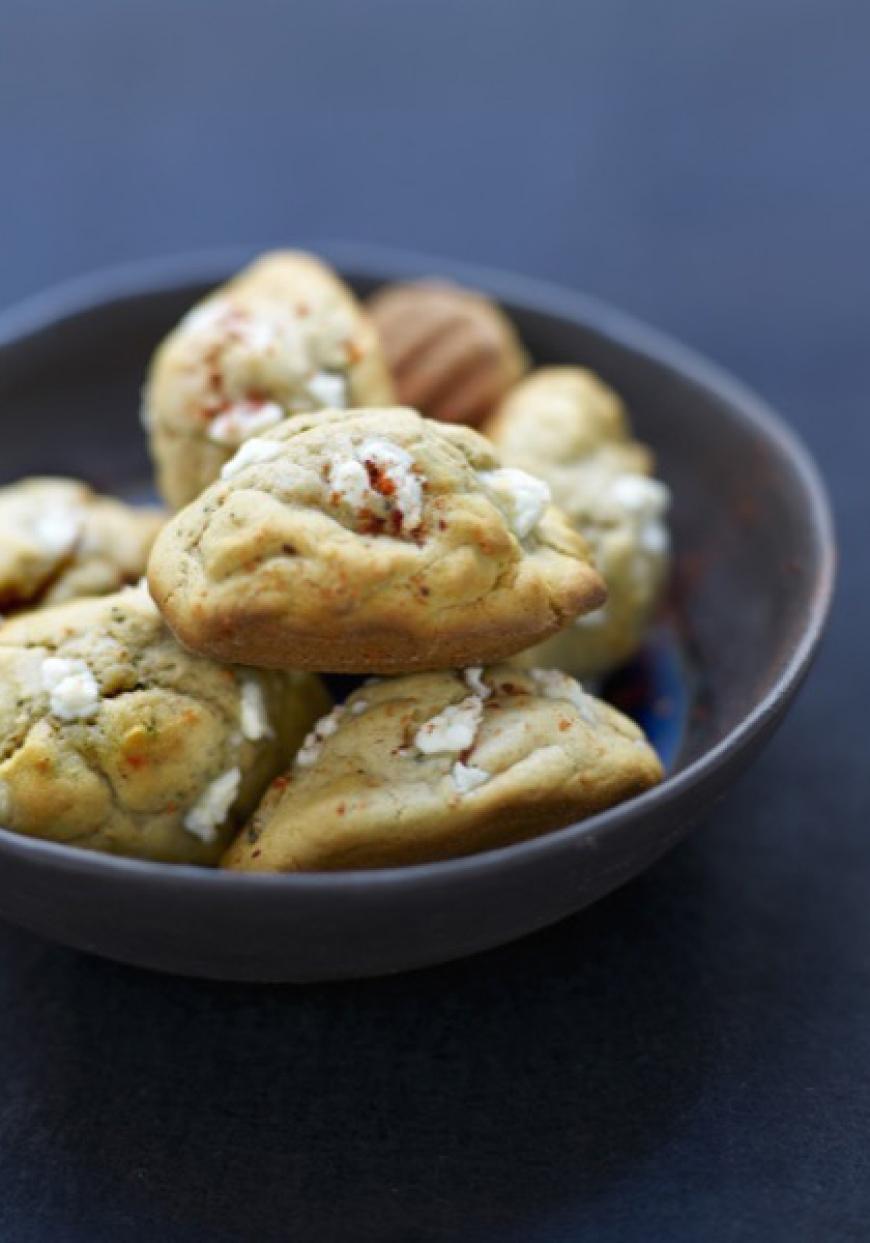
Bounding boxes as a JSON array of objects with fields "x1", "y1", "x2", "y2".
[{"x1": 0, "y1": 242, "x2": 837, "y2": 893}]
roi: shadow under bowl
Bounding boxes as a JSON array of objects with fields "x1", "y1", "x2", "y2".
[{"x1": 0, "y1": 244, "x2": 835, "y2": 980}]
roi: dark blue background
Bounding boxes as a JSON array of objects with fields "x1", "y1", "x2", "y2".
[{"x1": 0, "y1": 2, "x2": 866, "y2": 1239}]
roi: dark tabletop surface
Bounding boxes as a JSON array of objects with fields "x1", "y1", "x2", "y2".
[{"x1": 0, "y1": 1, "x2": 866, "y2": 1239}]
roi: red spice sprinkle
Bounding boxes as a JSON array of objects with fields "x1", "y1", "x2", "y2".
[
  {"x1": 364, "y1": 459, "x2": 397, "y2": 498},
  {"x1": 357, "y1": 508, "x2": 388, "y2": 536},
  {"x1": 336, "y1": 803, "x2": 346, "y2": 816},
  {"x1": 125, "y1": 753, "x2": 148, "y2": 770},
  {"x1": 165, "y1": 802, "x2": 177, "y2": 814},
  {"x1": 558, "y1": 719, "x2": 572, "y2": 732},
  {"x1": 271, "y1": 775, "x2": 290, "y2": 790}
]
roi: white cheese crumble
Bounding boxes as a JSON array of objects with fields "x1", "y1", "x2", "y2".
[
  {"x1": 32, "y1": 509, "x2": 81, "y2": 557},
  {"x1": 295, "y1": 704, "x2": 345, "y2": 768},
  {"x1": 451, "y1": 762, "x2": 490, "y2": 794},
  {"x1": 610, "y1": 474, "x2": 671, "y2": 555},
  {"x1": 220, "y1": 437, "x2": 283, "y2": 480},
  {"x1": 326, "y1": 438, "x2": 425, "y2": 534},
  {"x1": 180, "y1": 298, "x2": 234, "y2": 335},
  {"x1": 463, "y1": 667, "x2": 490, "y2": 699},
  {"x1": 529, "y1": 668, "x2": 598, "y2": 725},
  {"x1": 239, "y1": 678, "x2": 272, "y2": 742},
  {"x1": 574, "y1": 604, "x2": 608, "y2": 630},
  {"x1": 183, "y1": 767, "x2": 241, "y2": 843},
  {"x1": 476, "y1": 467, "x2": 550, "y2": 539},
  {"x1": 328, "y1": 458, "x2": 371, "y2": 511},
  {"x1": 361, "y1": 439, "x2": 424, "y2": 530},
  {"x1": 41, "y1": 658, "x2": 101, "y2": 721},
  {"x1": 350, "y1": 699, "x2": 369, "y2": 715},
  {"x1": 207, "y1": 400, "x2": 284, "y2": 447},
  {"x1": 414, "y1": 696, "x2": 484, "y2": 755},
  {"x1": 244, "y1": 317, "x2": 281, "y2": 354},
  {"x1": 307, "y1": 371, "x2": 348, "y2": 408}
]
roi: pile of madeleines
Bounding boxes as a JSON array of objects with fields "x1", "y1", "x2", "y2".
[{"x1": 0, "y1": 252, "x2": 672, "y2": 871}]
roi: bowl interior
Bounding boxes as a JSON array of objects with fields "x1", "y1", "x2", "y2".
[
  {"x1": 0, "y1": 254, "x2": 828, "y2": 780},
  {"x1": 0, "y1": 249, "x2": 834, "y2": 979}
]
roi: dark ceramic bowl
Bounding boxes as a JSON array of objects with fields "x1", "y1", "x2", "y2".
[{"x1": 0, "y1": 245, "x2": 834, "y2": 981}]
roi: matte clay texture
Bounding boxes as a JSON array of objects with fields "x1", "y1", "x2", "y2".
[{"x1": 148, "y1": 407, "x2": 605, "y2": 673}]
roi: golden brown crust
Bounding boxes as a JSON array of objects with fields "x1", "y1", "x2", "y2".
[
  {"x1": 0, "y1": 478, "x2": 164, "y2": 614},
  {"x1": 368, "y1": 280, "x2": 528, "y2": 426},
  {"x1": 147, "y1": 408, "x2": 606, "y2": 674},
  {"x1": 484, "y1": 368, "x2": 670, "y2": 677},
  {"x1": 222, "y1": 665, "x2": 663, "y2": 871},
  {"x1": 0, "y1": 588, "x2": 329, "y2": 863},
  {"x1": 144, "y1": 251, "x2": 395, "y2": 508}
]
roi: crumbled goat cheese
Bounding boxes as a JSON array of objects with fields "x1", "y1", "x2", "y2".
[
  {"x1": 125, "y1": 579, "x2": 160, "y2": 615},
  {"x1": 640, "y1": 522, "x2": 670, "y2": 555},
  {"x1": 350, "y1": 700, "x2": 369, "y2": 715},
  {"x1": 463, "y1": 667, "x2": 490, "y2": 699},
  {"x1": 208, "y1": 400, "x2": 284, "y2": 447},
  {"x1": 329, "y1": 458, "x2": 371, "y2": 511},
  {"x1": 609, "y1": 473, "x2": 669, "y2": 514},
  {"x1": 240, "y1": 679, "x2": 272, "y2": 742},
  {"x1": 41, "y1": 658, "x2": 101, "y2": 721},
  {"x1": 307, "y1": 371, "x2": 348, "y2": 408},
  {"x1": 415, "y1": 696, "x2": 484, "y2": 755},
  {"x1": 327, "y1": 438, "x2": 424, "y2": 534},
  {"x1": 243, "y1": 317, "x2": 281, "y2": 354},
  {"x1": 181, "y1": 298, "x2": 234, "y2": 335},
  {"x1": 32, "y1": 508, "x2": 81, "y2": 557},
  {"x1": 361, "y1": 439, "x2": 424, "y2": 531},
  {"x1": 220, "y1": 437, "x2": 283, "y2": 480},
  {"x1": 610, "y1": 474, "x2": 671, "y2": 558},
  {"x1": 529, "y1": 668, "x2": 597, "y2": 725},
  {"x1": 451, "y1": 762, "x2": 490, "y2": 794},
  {"x1": 295, "y1": 705, "x2": 346, "y2": 767},
  {"x1": 476, "y1": 468, "x2": 550, "y2": 539},
  {"x1": 574, "y1": 604, "x2": 608, "y2": 630},
  {"x1": 183, "y1": 768, "x2": 241, "y2": 843}
]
